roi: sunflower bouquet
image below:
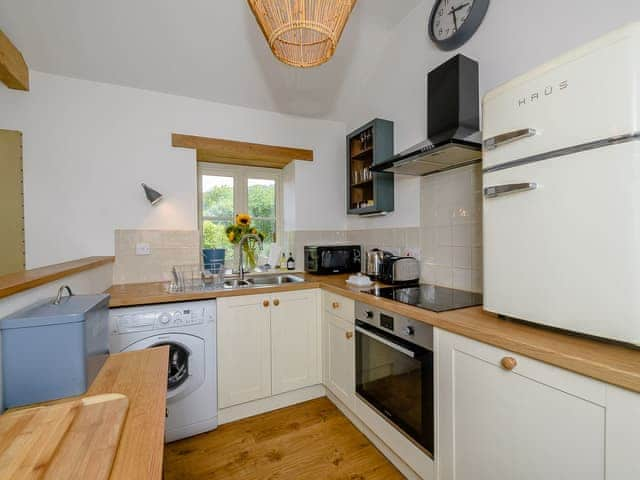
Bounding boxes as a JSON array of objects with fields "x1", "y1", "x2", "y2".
[{"x1": 225, "y1": 214, "x2": 265, "y2": 270}]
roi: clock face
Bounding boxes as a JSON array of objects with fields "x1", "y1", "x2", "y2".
[
  {"x1": 432, "y1": 0, "x2": 475, "y2": 41},
  {"x1": 428, "y1": 0, "x2": 488, "y2": 51}
]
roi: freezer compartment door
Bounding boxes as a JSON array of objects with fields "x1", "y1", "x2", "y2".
[
  {"x1": 483, "y1": 23, "x2": 640, "y2": 170},
  {"x1": 483, "y1": 141, "x2": 640, "y2": 345}
]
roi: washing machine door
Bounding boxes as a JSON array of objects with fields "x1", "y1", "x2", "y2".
[{"x1": 123, "y1": 333, "x2": 205, "y2": 401}]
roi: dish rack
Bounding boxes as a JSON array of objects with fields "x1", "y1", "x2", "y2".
[{"x1": 169, "y1": 263, "x2": 225, "y2": 292}]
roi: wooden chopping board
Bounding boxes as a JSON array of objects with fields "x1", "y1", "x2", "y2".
[{"x1": 0, "y1": 393, "x2": 129, "y2": 479}]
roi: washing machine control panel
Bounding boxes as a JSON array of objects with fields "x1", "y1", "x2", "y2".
[{"x1": 112, "y1": 304, "x2": 213, "y2": 334}]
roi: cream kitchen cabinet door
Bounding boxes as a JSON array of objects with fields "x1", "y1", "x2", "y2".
[
  {"x1": 324, "y1": 310, "x2": 356, "y2": 411},
  {"x1": 323, "y1": 290, "x2": 354, "y2": 322},
  {"x1": 436, "y1": 328, "x2": 640, "y2": 480},
  {"x1": 217, "y1": 294, "x2": 272, "y2": 408},
  {"x1": 271, "y1": 290, "x2": 321, "y2": 395}
]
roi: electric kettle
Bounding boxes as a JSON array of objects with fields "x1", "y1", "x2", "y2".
[{"x1": 366, "y1": 248, "x2": 389, "y2": 279}]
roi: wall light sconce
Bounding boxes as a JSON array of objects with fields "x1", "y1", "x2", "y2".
[{"x1": 141, "y1": 183, "x2": 163, "y2": 205}]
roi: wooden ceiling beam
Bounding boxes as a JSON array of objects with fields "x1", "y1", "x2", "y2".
[
  {"x1": 197, "y1": 151, "x2": 287, "y2": 169},
  {"x1": 0, "y1": 31, "x2": 29, "y2": 91},
  {"x1": 172, "y1": 133, "x2": 313, "y2": 169}
]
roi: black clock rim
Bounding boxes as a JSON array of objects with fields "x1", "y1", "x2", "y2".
[{"x1": 428, "y1": 0, "x2": 490, "y2": 51}]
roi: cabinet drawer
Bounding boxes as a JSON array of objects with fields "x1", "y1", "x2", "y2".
[
  {"x1": 323, "y1": 291, "x2": 354, "y2": 323},
  {"x1": 439, "y1": 329, "x2": 606, "y2": 405}
]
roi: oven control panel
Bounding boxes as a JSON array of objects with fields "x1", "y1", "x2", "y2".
[
  {"x1": 355, "y1": 302, "x2": 433, "y2": 350},
  {"x1": 380, "y1": 313, "x2": 394, "y2": 330}
]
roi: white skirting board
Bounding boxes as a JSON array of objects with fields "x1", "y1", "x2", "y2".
[{"x1": 218, "y1": 384, "x2": 325, "y2": 425}]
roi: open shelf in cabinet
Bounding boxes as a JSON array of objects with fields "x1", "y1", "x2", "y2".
[{"x1": 347, "y1": 119, "x2": 394, "y2": 215}]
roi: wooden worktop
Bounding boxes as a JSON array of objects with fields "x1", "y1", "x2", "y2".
[
  {"x1": 0, "y1": 256, "x2": 115, "y2": 299},
  {"x1": 4, "y1": 346, "x2": 168, "y2": 479},
  {"x1": 83, "y1": 346, "x2": 168, "y2": 479},
  {"x1": 106, "y1": 274, "x2": 640, "y2": 394}
]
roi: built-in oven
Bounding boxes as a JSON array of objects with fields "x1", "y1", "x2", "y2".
[{"x1": 355, "y1": 302, "x2": 434, "y2": 456}]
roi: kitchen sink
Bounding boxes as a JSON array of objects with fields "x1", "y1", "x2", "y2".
[
  {"x1": 221, "y1": 274, "x2": 305, "y2": 289},
  {"x1": 223, "y1": 279, "x2": 252, "y2": 289},
  {"x1": 247, "y1": 274, "x2": 305, "y2": 286}
]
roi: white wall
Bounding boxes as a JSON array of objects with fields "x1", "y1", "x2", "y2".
[
  {"x1": 339, "y1": 0, "x2": 640, "y2": 230},
  {"x1": 3, "y1": 2, "x2": 638, "y2": 266},
  {"x1": 0, "y1": 71, "x2": 346, "y2": 269}
]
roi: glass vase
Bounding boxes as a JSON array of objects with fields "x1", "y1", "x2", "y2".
[{"x1": 241, "y1": 243, "x2": 257, "y2": 272}]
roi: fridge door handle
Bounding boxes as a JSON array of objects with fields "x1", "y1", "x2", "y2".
[
  {"x1": 484, "y1": 128, "x2": 537, "y2": 150},
  {"x1": 484, "y1": 183, "x2": 537, "y2": 198}
]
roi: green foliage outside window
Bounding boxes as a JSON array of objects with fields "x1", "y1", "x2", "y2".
[{"x1": 202, "y1": 182, "x2": 276, "y2": 256}]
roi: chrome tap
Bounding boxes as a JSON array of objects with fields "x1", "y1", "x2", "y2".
[{"x1": 238, "y1": 234, "x2": 263, "y2": 280}]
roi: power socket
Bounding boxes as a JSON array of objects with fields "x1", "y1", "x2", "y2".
[{"x1": 135, "y1": 243, "x2": 151, "y2": 255}]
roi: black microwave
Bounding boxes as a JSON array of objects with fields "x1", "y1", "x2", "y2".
[{"x1": 304, "y1": 245, "x2": 362, "y2": 274}]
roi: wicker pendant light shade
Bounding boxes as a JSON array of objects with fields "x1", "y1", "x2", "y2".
[{"x1": 248, "y1": 0, "x2": 357, "y2": 68}]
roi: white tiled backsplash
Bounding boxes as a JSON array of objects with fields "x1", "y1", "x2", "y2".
[
  {"x1": 114, "y1": 230, "x2": 199, "y2": 284},
  {"x1": 346, "y1": 228, "x2": 421, "y2": 258},
  {"x1": 420, "y1": 164, "x2": 483, "y2": 292}
]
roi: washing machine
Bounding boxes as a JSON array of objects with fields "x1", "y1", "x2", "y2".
[{"x1": 108, "y1": 300, "x2": 217, "y2": 442}]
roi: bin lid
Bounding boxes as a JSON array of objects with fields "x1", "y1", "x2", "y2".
[{"x1": 0, "y1": 293, "x2": 110, "y2": 330}]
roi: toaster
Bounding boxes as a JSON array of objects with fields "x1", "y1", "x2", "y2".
[{"x1": 380, "y1": 256, "x2": 420, "y2": 284}]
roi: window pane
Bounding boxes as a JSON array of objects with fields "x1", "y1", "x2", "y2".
[
  {"x1": 202, "y1": 175, "x2": 234, "y2": 218},
  {"x1": 248, "y1": 178, "x2": 275, "y2": 219},
  {"x1": 253, "y1": 218, "x2": 276, "y2": 245},
  {"x1": 202, "y1": 219, "x2": 235, "y2": 264}
]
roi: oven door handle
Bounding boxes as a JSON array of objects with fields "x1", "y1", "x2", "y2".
[{"x1": 356, "y1": 326, "x2": 415, "y2": 358}]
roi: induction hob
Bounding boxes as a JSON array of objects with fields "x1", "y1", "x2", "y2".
[{"x1": 367, "y1": 283, "x2": 482, "y2": 312}]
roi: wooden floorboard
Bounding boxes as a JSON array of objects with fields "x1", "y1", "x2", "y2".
[{"x1": 164, "y1": 397, "x2": 405, "y2": 480}]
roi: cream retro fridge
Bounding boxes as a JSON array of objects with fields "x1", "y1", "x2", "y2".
[{"x1": 482, "y1": 23, "x2": 640, "y2": 345}]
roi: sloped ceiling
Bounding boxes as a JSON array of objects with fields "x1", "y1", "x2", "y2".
[{"x1": 0, "y1": 0, "x2": 423, "y2": 118}]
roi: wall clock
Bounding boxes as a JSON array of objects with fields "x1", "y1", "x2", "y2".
[{"x1": 428, "y1": 0, "x2": 490, "y2": 51}]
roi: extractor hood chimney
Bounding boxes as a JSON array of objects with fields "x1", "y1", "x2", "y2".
[{"x1": 372, "y1": 54, "x2": 481, "y2": 176}]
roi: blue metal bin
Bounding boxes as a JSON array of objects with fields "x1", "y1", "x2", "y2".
[{"x1": 1, "y1": 291, "x2": 110, "y2": 408}]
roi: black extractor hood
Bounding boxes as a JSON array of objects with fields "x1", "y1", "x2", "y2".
[{"x1": 372, "y1": 55, "x2": 481, "y2": 176}]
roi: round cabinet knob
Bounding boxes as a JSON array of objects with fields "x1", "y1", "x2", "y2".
[
  {"x1": 403, "y1": 326, "x2": 415, "y2": 336},
  {"x1": 273, "y1": 299, "x2": 280, "y2": 306},
  {"x1": 345, "y1": 331, "x2": 354, "y2": 340},
  {"x1": 332, "y1": 302, "x2": 340, "y2": 309},
  {"x1": 365, "y1": 310, "x2": 374, "y2": 319},
  {"x1": 263, "y1": 300, "x2": 270, "y2": 308},
  {"x1": 158, "y1": 313, "x2": 171, "y2": 325},
  {"x1": 501, "y1": 356, "x2": 518, "y2": 371}
]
